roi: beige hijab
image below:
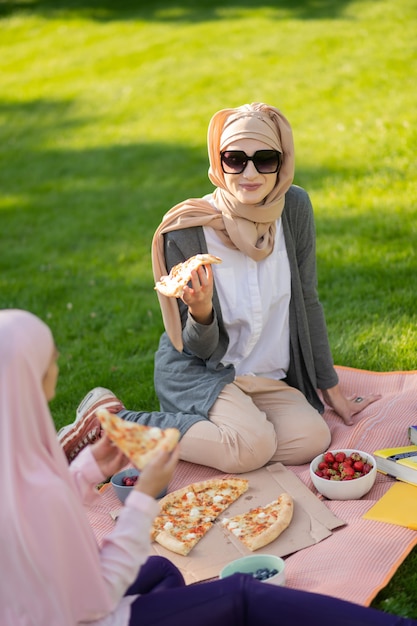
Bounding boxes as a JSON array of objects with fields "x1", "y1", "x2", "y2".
[{"x1": 151, "y1": 102, "x2": 295, "y2": 351}]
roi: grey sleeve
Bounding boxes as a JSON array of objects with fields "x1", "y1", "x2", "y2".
[{"x1": 164, "y1": 228, "x2": 222, "y2": 361}]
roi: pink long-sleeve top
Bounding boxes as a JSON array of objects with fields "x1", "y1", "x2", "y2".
[{"x1": 70, "y1": 447, "x2": 160, "y2": 626}]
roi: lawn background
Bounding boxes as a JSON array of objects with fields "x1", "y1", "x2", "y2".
[{"x1": 1, "y1": 0, "x2": 417, "y2": 617}]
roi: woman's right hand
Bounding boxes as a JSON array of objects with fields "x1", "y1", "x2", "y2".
[
  {"x1": 134, "y1": 445, "x2": 180, "y2": 498},
  {"x1": 181, "y1": 264, "x2": 214, "y2": 324}
]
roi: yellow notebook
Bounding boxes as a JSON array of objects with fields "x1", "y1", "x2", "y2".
[{"x1": 363, "y1": 482, "x2": 417, "y2": 529}]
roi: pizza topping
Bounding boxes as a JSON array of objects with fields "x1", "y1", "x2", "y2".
[{"x1": 185, "y1": 533, "x2": 197, "y2": 540}]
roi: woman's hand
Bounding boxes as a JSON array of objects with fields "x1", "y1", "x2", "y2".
[
  {"x1": 321, "y1": 384, "x2": 381, "y2": 426},
  {"x1": 135, "y1": 445, "x2": 180, "y2": 499},
  {"x1": 181, "y1": 265, "x2": 214, "y2": 324},
  {"x1": 91, "y1": 434, "x2": 129, "y2": 478}
]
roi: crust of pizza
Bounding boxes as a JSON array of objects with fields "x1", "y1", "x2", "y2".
[
  {"x1": 191, "y1": 477, "x2": 249, "y2": 494},
  {"x1": 191, "y1": 477, "x2": 248, "y2": 495},
  {"x1": 152, "y1": 531, "x2": 192, "y2": 557},
  {"x1": 96, "y1": 408, "x2": 180, "y2": 470},
  {"x1": 155, "y1": 253, "x2": 222, "y2": 298},
  {"x1": 222, "y1": 492, "x2": 294, "y2": 551}
]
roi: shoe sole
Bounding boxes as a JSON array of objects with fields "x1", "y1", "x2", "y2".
[{"x1": 60, "y1": 397, "x2": 125, "y2": 461}]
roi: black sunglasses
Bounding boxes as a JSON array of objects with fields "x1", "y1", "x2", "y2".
[{"x1": 220, "y1": 149, "x2": 281, "y2": 175}]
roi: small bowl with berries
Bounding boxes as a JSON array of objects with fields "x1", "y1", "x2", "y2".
[
  {"x1": 220, "y1": 554, "x2": 285, "y2": 586},
  {"x1": 111, "y1": 467, "x2": 167, "y2": 503},
  {"x1": 310, "y1": 448, "x2": 377, "y2": 500}
]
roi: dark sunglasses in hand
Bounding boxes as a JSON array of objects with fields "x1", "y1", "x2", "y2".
[{"x1": 220, "y1": 150, "x2": 282, "y2": 175}]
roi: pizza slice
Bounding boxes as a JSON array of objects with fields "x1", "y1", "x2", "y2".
[
  {"x1": 221, "y1": 492, "x2": 294, "y2": 551},
  {"x1": 151, "y1": 477, "x2": 249, "y2": 556},
  {"x1": 154, "y1": 253, "x2": 222, "y2": 298},
  {"x1": 96, "y1": 408, "x2": 180, "y2": 470},
  {"x1": 151, "y1": 485, "x2": 201, "y2": 540},
  {"x1": 191, "y1": 477, "x2": 249, "y2": 517},
  {"x1": 152, "y1": 516, "x2": 213, "y2": 557}
]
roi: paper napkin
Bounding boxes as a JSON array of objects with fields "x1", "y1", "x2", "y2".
[{"x1": 363, "y1": 482, "x2": 417, "y2": 529}]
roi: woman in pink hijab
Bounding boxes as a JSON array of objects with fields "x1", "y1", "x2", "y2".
[
  {"x1": 0, "y1": 309, "x2": 180, "y2": 625},
  {"x1": 0, "y1": 309, "x2": 411, "y2": 625}
]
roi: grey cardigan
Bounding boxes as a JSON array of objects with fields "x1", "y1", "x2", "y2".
[{"x1": 146, "y1": 184, "x2": 339, "y2": 437}]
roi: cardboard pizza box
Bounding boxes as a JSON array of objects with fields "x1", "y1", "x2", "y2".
[{"x1": 150, "y1": 462, "x2": 345, "y2": 584}]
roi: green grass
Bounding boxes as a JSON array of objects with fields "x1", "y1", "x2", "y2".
[{"x1": 1, "y1": 0, "x2": 417, "y2": 616}]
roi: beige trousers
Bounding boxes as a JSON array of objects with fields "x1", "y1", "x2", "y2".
[{"x1": 180, "y1": 376, "x2": 331, "y2": 474}]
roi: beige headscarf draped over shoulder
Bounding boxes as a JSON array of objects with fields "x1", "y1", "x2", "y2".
[{"x1": 151, "y1": 102, "x2": 295, "y2": 351}]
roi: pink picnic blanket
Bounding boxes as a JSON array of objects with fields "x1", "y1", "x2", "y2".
[{"x1": 87, "y1": 366, "x2": 417, "y2": 606}]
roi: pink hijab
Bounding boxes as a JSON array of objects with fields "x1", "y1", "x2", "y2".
[
  {"x1": 0, "y1": 310, "x2": 113, "y2": 625},
  {"x1": 151, "y1": 102, "x2": 295, "y2": 351}
]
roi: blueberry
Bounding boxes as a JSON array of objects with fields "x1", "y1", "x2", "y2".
[{"x1": 252, "y1": 567, "x2": 277, "y2": 581}]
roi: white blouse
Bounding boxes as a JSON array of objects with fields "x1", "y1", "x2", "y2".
[{"x1": 203, "y1": 214, "x2": 291, "y2": 380}]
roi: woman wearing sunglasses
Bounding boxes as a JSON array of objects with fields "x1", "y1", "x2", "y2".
[
  {"x1": 60, "y1": 102, "x2": 380, "y2": 471},
  {"x1": 146, "y1": 101, "x2": 381, "y2": 473}
]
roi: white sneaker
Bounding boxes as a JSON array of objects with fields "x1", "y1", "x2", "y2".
[{"x1": 58, "y1": 387, "x2": 125, "y2": 462}]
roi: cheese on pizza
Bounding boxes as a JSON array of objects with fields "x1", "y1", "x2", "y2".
[
  {"x1": 221, "y1": 492, "x2": 293, "y2": 551},
  {"x1": 154, "y1": 253, "x2": 222, "y2": 298},
  {"x1": 96, "y1": 408, "x2": 180, "y2": 470},
  {"x1": 152, "y1": 477, "x2": 249, "y2": 556}
]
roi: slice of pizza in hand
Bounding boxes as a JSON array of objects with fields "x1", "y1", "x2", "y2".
[
  {"x1": 221, "y1": 492, "x2": 294, "y2": 552},
  {"x1": 96, "y1": 408, "x2": 180, "y2": 470},
  {"x1": 155, "y1": 253, "x2": 222, "y2": 298}
]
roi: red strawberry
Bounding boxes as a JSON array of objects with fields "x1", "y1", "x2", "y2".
[
  {"x1": 341, "y1": 465, "x2": 355, "y2": 477},
  {"x1": 324, "y1": 452, "x2": 335, "y2": 464}
]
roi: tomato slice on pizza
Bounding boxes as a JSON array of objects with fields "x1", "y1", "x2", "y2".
[
  {"x1": 221, "y1": 492, "x2": 294, "y2": 551},
  {"x1": 154, "y1": 253, "x2": 222, "y2": 298},
  {"x1": 96, "y1": 408, "x2": 180, "y2": 470}
]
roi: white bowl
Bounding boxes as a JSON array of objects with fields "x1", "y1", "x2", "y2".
[
  {"x1": 310, "y1": 448, "x2": 377, "y2": 500},
  {"x1": 219, "y1": 554, "x2": 285, "y2": 586}
]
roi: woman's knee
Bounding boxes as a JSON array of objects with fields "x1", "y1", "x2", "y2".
[
  {"x1": 217, "y1": 428, "x2": 277, "y2": 473},
  {"x1": 180, "y1": 413, "x2": 277, "y2": 473},
  {"x1": 274, "y1": 418, "x2": 331, "y2": 466}
]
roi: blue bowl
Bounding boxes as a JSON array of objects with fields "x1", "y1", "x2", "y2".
[{"x1": 111, "y1": 468, "x2": 167, "y2": 503}]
